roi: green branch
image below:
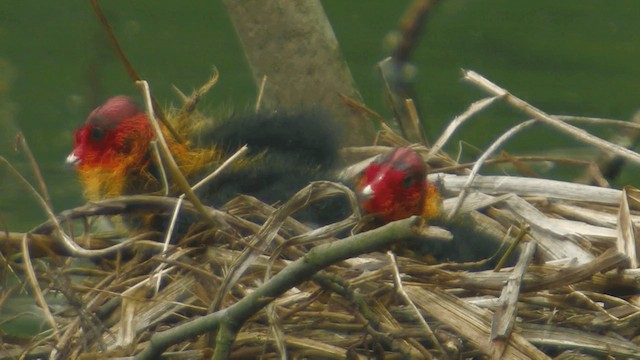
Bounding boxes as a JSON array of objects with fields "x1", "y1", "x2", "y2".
[{"x1": 135, "y1": 217, "x2": 423, "y2": 360}]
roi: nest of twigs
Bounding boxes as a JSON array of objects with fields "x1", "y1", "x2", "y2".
[{"x1": 2, "y1": 71, "x2": 640, "y2": 360}]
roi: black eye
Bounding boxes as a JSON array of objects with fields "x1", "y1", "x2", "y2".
[
  {"x1": 401, "y1": 174, "x2": 416, "y2": 188},
  {"x1": 91, "y1": 126, "x2": 105, "y2": 141}
]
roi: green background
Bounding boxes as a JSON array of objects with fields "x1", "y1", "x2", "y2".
[{"x1": 1, "y1": 1, "x2": 639, "y2": 231}]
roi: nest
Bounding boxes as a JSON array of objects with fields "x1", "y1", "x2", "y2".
[{"x1": 2, "y1": 71, "x2": 640, "y2": 360}]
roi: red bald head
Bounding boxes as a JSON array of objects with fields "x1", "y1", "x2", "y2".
[
  {"x1": 356, "y1": 147, "x2": 428, "y2": 223},
  {"x1": 67, "y1": 96, "x2": 153, "y2": 170}
]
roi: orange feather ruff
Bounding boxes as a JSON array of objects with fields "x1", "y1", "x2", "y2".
[{"x1": 68, "y1": 96, "x2": 217, "y2": 200}]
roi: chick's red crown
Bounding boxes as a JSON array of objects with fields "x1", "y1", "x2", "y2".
[
  {"x1": 67, "y1": 96, "x2": 153, "y2": 170},
  {"x1": 356, "y1": 147, "x2": 428, "y2": 223}
]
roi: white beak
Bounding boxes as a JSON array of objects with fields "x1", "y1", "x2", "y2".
[
  {"x1": 66, "y1": 152, "x2": 80, "y2": 166},
  {"x1": 358, "y1": 184, "x2": 373, "y2": 200}
]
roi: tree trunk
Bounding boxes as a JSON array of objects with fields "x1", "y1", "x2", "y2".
[{"x1": 222, "y1": 0, "x2": 373, "y2": 145}]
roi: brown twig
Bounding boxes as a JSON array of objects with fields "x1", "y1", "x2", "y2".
[
  {"x1": 392, "y1": 0, "x2": 438, "y2": 64},
  {"x1": 14, "y1": 133, "x2": 52, "y2": 209},
  {"x1": 90, "y1": 0, "x2": 183, "y2": 143}
]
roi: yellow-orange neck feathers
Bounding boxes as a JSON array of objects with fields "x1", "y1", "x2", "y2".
[{"x1": 68, "y1": 96, "x2": 217, "y2": 200}]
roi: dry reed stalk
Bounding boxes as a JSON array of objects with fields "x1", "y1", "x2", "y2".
[{"x1": 4, "y1": 71, "x2": 640, "y2": 359}]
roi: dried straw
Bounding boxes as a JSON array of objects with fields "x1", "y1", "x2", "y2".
[{"x1": 2, "y1": 71, "x2": 640, "y2": 359}]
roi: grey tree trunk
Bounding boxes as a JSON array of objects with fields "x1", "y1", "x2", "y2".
[{"x1": 222, "y1": 0, "x2": 373, "y2": 145}]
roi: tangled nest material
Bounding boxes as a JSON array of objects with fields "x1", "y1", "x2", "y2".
[{"x1": 2, "y1": 71, "x2": 640, "y2": 359}]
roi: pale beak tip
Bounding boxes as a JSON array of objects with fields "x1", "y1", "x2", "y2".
[
  {"x1": 65, "y1": 152, "x2": 79, "y2": 166},
  {"x1": 357, "y1": 184, "x2": 373, "y2": 201}
]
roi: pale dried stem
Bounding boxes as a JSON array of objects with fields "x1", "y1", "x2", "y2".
[
  {"x1": 404, "y1": 98, "x2": 428, "y2": 145},
  {"x1": 1, "y1": 156, "x2": 137, "y2": 257},
  {"x1": 557, "y1": 115, "x2": 640, "y2": 130},
  {"x1": 463, "y1": 70, "x2": 640, "y2": 166},
  {"x1": 425, "y1": 96, "x2": 500, "y2": 162},
  {"x1": 388, "y1": 251, "x2": 443, "y2": 359},
  {"x1": 449, "y1": 119, "x2": 537, "y2": 219},
  {"x1": 256, "y1": 75, "x2": 268, "y2": 113},
  {"x1": 192, "y1": 145, "x2": 249, "y2": 192},
  {"x1": 149, "y1": 141, "x2": 169, "y2": 196},
  {"x1": 178, "y1": 67, "x2": 220, "y2": 116},
  {"x1": 155, "y1": 145, "x2": 249, "y2": 291},
  {"x1": 617, "y1": 187, "x2": 638, "y2": 268},
  {"x1": 22, "y1": 233, "x2": 60, "y2": 340},
  {"x1": 137, "y1": 80, "x2": 227, "y2": 230},
  {"x1": 15, "y1": 133, "x2": 52, "y2": 209},
  {"x1": 490, "y1": 241, "x2": 536, "y2": 343}
]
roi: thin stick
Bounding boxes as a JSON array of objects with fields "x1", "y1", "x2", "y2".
[
  {"x1": 149, "y1": 141, "x2": 169, "y2": 196},
  {"x1": 339, "y1": 94, "x2": 387, "y2": 128},
  {"x1": 137, "y1": 80, "x2": 227, "y2": 230},
  {"x1": 14, "y1": 133, "x2": 52, "y2": 209},
  {"x1": 256, "y1": 75, "x2": 268, "y2": 113},
  {"x1": 378, "y1": 57, "x2": 409, "y2": 140},
  {"x1": 617, "y1": 186, "x2": 638, "y2": 268},
  {"x1": 155, "y1": 145, "x2": 250, "y2": 291},
  {"x1": 405, "y1": 98, "x2": 428, "y2": 145},
  {"x1": 434, "y1": 154, "x2": 592, "y2": 173},
  {"x1": 162, "y1": 144, "x2": 249, "y2": 248},
  {"x1": 425, "y1": 96, "x2": 500, "y2": 162},
  {"x1": 464, "y1": 70, "x2": 640, "y2": 166},
  {"x1": 90, "y1": 0, "x2": 183, "y2": 143},
  {"x1": 387, "y1": 251, "x2": 444, "y2": 359},
  {"x1": 191, "y1": 145, "x2": 249, "y2": 192},
  {"x1": 162, "y1": 197, "x2": 184, "y2": 254},
  {"x1": 178, "y1": 68, "x2": 220, "y2": 116},
  {"x1": 490, "y1": 241, "x2": 536, "y2": 349},
  {"x1": 22, "y1": 233, "x2": 60, "y2": 340},
  {"x1": 494, "y1": 224, "x2": 529, "y2": 272},
  {"x1": 153, "y1": 201, "x2": 182, "y2": 292},
  {"x1": 557, "y1": 115, "x2": 640, "y2": 130},
  {"x1": 1, "y1": 156, "x2": 137, "y2": 257},
  {"x1": 449, "y1": 119, "x2": 537, "y2": 219},
  {"x1": 91, "y1": 0, "x2": 140, "y2": 89},
  {"x1": 393, "y1": 0, "x2": 437, "y2": 64}
]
